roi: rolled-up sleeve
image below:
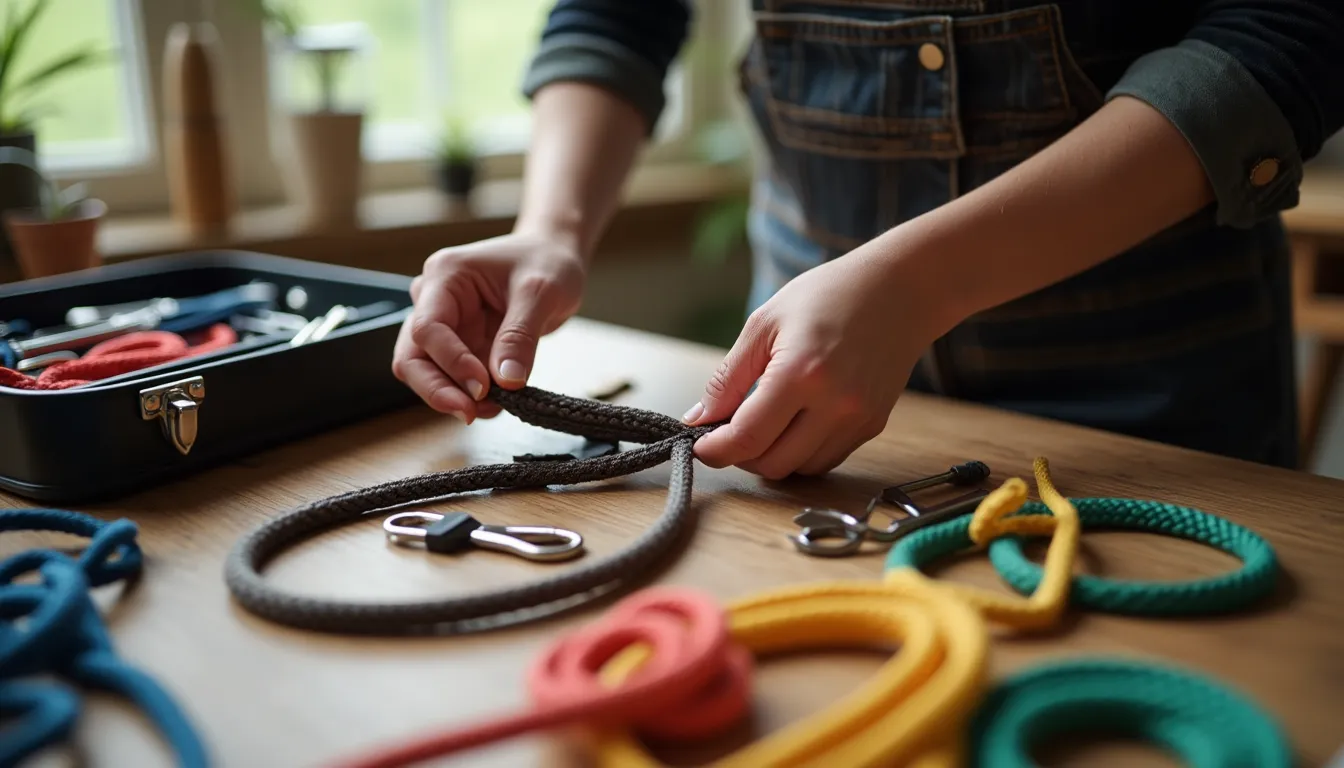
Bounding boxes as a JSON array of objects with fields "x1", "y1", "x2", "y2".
[
  {"x1": 1106, "y1": 1, "x2": 1344, "y2": 229},
  {"x1": 520, "y1": 0, "x2": 693, "y2": 134}
]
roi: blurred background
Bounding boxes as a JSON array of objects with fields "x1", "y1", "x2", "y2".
[{"x1": 2, "y1": 0, "x2": 1344, "y2": 478}]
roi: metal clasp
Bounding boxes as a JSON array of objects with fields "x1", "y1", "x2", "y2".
[
  {"x1": 383, "y1": 511, "x2": 585, "y2": 563},
  {"x1": 139, "y1": 376, "x2": 206, "y2": 456},
  {"x1": 789, "y1": 461, "x2": 992, "y2": 557}
]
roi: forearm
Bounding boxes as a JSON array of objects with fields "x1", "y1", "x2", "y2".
[
  {"x1": 514, "y1": 82, "x2": 646, "y2": 262},
  {"x1": 885, "y1": 95, "x2": 1215, "y2": 338}
]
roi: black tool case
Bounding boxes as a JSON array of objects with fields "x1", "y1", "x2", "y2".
[{"x1": 0, "y1": 250, "x2": 419, "y2": 503}]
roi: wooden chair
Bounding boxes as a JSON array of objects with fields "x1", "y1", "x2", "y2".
[{"x1": 1285, "y1": 169, "x2": 1344, "y2": 470}]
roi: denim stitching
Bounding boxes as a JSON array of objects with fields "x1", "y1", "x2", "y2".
[{"x1": 1042, "y1": 6, "x2": 1072, "y2": 111}]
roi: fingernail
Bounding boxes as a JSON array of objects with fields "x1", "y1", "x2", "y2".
[
  {"x1": 449, "y1": 410, "x2": 470, "y2": 424},
  {"x1": 682, "y1": 402, "x2": 704, "y2": 424},
  {"x1": 465, "y1": 379, "x2": 485, "y2": 400},
  {"x1": 499, "y1": 359, "x2": 527, "y2": 382}
]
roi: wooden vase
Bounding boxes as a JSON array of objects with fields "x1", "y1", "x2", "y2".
[
  {"x1": 3, "y1": 199, "x2": 107, "y2": 279},
  {"x1": 283, "y1": 111, "x2": 364, "y2": 230},
  {"x1": 163, "y1": 21, "x2": 235, "y2": 237}
]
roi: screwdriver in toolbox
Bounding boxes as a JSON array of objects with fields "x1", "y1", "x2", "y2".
[{"x1": 1, "y1": 306, "x2": 162, "y2": 369}]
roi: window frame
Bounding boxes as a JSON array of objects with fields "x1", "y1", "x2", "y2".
[{"x1": 52, "y1": 0, "x2": 744, "y2": 216}]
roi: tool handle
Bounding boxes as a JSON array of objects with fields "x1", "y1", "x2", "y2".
[{"x1": 947, "y1": 460, "x2": 991, "y2": 485}]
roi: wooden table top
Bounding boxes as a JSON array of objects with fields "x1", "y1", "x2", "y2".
[{"x1": 4, "y1": 318, "x2": 1343, "y2": 768}]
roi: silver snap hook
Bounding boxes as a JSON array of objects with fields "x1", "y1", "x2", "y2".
[
  {"x1": 470, "y1": 525, "x2": 585, "y2": 562},
  {"x1": 383, "y1": 511, "x2": 585, "y2": 563}
]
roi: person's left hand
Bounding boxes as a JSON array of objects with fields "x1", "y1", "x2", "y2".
[{"x1": 681, "y1": 243, "x2": 947, "y2": 478}]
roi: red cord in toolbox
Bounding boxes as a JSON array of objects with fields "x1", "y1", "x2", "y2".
[{"x1": 0, "y1": 324, "x2": 237, "y2": 391}]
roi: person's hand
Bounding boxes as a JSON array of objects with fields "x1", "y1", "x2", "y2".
[
  {"x1": 682, "y1": 245, "x2": 945, "y2": 478},
  {"x1": 393, "y1": 232, "x2": 586, "y2": 422}
]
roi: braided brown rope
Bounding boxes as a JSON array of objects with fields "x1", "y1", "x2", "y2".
[{"x1": 223, "y1": 385, "x2": 720, "y2": 634}]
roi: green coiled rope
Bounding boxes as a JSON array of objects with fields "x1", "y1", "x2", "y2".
[
  {"x1": 967, "y1": 657, "x2": 1293, "y2": 768},
  {"x1": 885, "y1": 498, "x2": 1279, "y2": 615},
  {"x1": 885, "y1": 493, "x2": 1287, "y2": 765}
]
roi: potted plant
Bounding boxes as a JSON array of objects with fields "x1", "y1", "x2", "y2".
[
  {"x1": 0, "y1": 145, "x2": 105, "y2": 279},
  {"x1": 0, "y1": 0, "x2": 109, "y2": 265},
  {"x1": 245, "y1": 0, "x2": 369, "y2": 230},
  {"x1": 433, "y1": 113, "x2": 477, "y2": 203}
]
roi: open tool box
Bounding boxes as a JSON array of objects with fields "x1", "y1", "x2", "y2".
[{"x1": 0, "y1": 249, "x2": 418, "y2": 503}]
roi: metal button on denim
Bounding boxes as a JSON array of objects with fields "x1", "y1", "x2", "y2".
[
  {"x1": 918, "y1": 43, "x2": 945, "y2": 71},
  {"x1": 1250, "y1": 158, "x2": 1280, "y2": 187}
]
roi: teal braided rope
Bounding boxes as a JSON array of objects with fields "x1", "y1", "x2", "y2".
[
  {"x1": 885, "y1": 499, "x2": 1278, "y2": 615},
  {"x1": 968, "y1": 657, "x2": 1293, "y2": 768}
]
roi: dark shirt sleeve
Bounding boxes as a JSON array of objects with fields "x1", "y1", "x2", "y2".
[
  {"x1": 519, "y1": 0, "x2": 693, "y2": 134},
  {"x1": 1106, "y1": 1, "x2": 1344, "y2": 228}
]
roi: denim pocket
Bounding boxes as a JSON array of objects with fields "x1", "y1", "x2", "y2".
[{"x1": 740, "y1": 4, "x2": 1095, "y2": 245}]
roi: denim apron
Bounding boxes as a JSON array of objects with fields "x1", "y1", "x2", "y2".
[{"x1": 737, "y1": 0, "x2": 1299, "y2": 468}]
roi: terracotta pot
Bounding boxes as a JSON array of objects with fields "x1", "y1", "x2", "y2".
[
  {"x1": 2, "y1": 198, "x2": 107, "y2": 279},
  {"x1": 282, "y1": 111, "x2": 364, "y2": 230}
]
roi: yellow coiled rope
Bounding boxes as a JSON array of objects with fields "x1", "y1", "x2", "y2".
[{"x1": 591, "y1": 456, "x2": 1078, "y2": 767}]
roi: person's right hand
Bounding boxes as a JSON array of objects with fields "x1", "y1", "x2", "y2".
[{"x1": 392, "y1": 232, "x2": 586, "y2": 423}]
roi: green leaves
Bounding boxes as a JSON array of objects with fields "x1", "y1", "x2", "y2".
[
  {"x1": 10, "y1": 46, "x2": 110, "y2": 98},
  {"x1": 691, "y1": 196, "x2": 750, "y2": 269},
  {"x1": 0, "y1": 0, "x2": 113, "y2": 133},
  {"x1": 0, "y1": 144, "x2": 87, "y2": 221},
  {"x1": 0, "y1": 0, "x2": 48, "y2": 118},
  {"x1": 238, "y1": 0, "x2": 302, "y2": 40},
  {"x1": 436, "y1": 112, "x2": 475, "y2": 164}
]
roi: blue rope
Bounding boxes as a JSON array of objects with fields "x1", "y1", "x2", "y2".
[{"x1": 0, "y1": 509, "x2": 210, "y2": 767}]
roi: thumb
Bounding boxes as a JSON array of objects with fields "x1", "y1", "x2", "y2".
[
  {"x1": 490, "y1": 274, "x2": 559, "y2": 388},
  {"x1": 683, "y1": 318, "x2": 771, "y2": 425}
]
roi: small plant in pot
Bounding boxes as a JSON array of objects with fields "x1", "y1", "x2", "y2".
[
  {"x1": 244, "y1": 0, "x2": 370, "y2": 229},
  {"x1": 433, "y1": 114, "x2": 477, "y2": 203},
  {"x1": 0, "y1": 145, "x2": 104, "y2": 279},
  {"x1": 0, "y1": 0, "x2": 110, "y2": 265}
]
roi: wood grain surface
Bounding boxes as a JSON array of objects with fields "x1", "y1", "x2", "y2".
[{"x1": 4, "y1": 318, "x2": 1343, "y2": 768}]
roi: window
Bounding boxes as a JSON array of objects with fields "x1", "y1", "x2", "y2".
[
  {"x1": 15, "y1": 0, "x2": 151, "y2": 172},
  {"x1": 35, "y1": 0, "x2": 733, "y2": 214},
  {"x1": 278, "y1": 0, "x2": 556, "y2": 160}
]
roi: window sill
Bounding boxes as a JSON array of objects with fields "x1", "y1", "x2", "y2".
[{"x1": 94, "y1": 163, "x2": 747, "y2": 266}]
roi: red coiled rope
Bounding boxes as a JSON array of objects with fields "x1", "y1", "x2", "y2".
[
  {"x1": 0, "y1": 324, "x2": 237, "y2": 391},
  {"x1": 329, "y1": 587, "x2": 754, "y2": 768}
]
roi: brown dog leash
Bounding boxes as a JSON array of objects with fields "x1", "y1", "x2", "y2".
[{"x1": 223, "y1": 385, "x2": 719, "y2": 634}]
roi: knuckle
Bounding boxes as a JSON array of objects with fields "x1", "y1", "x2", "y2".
[
  {"x1": 513, "y1": 272, "x2": 559, "y2": 302},
  {"x1": 743, "y1": 306, "x2": 772, "y2": 335},
  {"x1": 863, "y1": 416, "x2": 888, "y2": 442},
  {"x1": 703, "y1": 361, "x2": 735, "y2": 401},
  {"x1": 723, "y1": 429, "x2": 766, "y2": 460},
  {"x1": 834, "y1": 391, "x2": 866, "y2": 418},
  {"x1": 494, "y1": 323, "x2": 538, "y2": 350},
  {"x1": 407, "y1": 314, "x2": 439, "y2": 345},
  {"x1": 793, "y1": 356, "x2": 833, "y2": 390},
  {"x1": 424, "y1": 248, "x2": 453, "y2": 273}
]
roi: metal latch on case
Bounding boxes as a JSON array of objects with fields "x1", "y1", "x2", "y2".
[{"x1": 139, "y1": 376, "x2": 205, "y2": 455}]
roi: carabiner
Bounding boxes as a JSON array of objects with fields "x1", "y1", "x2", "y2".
[{"x1": 383, "y1": 511, "x2": 585, "y2": 563}]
